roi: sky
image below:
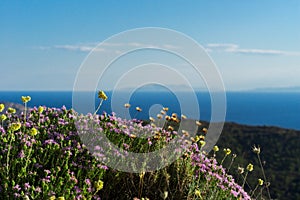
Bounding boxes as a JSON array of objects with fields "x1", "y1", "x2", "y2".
[{"x1": 1, "y1": 0, "x2": 300, "y2": 91}]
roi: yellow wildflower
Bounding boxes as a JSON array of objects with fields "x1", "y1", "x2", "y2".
[
  {"x1": 171, "y1": 113, "x2": 177, "y2": 118},
  {"x1": 195, "y1": 189, "x2": 201, "y2": 197},
  {"x1": 57, "y1": 197, "x2": 65, "y2": 200},
  {"x1": 247, "y1": 163, "x2": 254, "y2": 172},
  {"x1": 195, "y1": 121, "x2": 202, "y2": 126},
  {"x1": 136, "y1": 107, "x2": 142, "y2": 112},
  {"x1": 30, "y1": 127, "x2": 38, "y2": 136},
  {"x1": 0, "y1": 104, "x2": 4, "y2": 112},
  {"x1": 198, "y1": 135, "x2": 205, "y2": 140},
  {"x1": 49, "y1": 196, "x2": 56, "y2": 200},
  {"x1": 199, "y1": 140, "x2": 206, "y2": 147},
  {"x1": 167, "y1": 125, "x2": 174, "y2": 131},
  {"x1": 124, "y1": 103, "x2": 131, "y2": 108},
  {"x1": 165, "y1": 115, "x2": 171, "y2": 121},
  {"x1": 21, "y1": 96, "x2": 31, "y2": 103},
  {"x1": 224, "y1": 148, "x2": 231, "y2": 155},
  {"x1": 182, "y1": 130, "x2": 189, "y2": 137},
  {"x1": 163, "y1": 107, "x2": 169, "y2": 111},
  {"x1": 9, "y1": 122, "x2": 21, "y2": 132},
  {"x1": 149, "y1": 117, "x2": 155, "y2": 122},
  {"x1": 38, "y1": 106, "x2": 44, "y2": 113},
  {"x1": 0, "y1": 114, "x2": 7, "y2": 121},
  {"x1": 252, "y1": 145, "x2": 261, "y2": 154},
  {"x1": 7, "y1": 107, "x2": 16, "y2": 114},
  {"x1": 98, "y1": 90, "x2": 108, "y2": 100},
  {"x1": 157, "y1": 114, "x2": 162, "y2": 119},
  {"x1": 238, "y1": 167, "x2": 244, "y2": 174},
  {"x1": 160, "y1": 110, "x2": 166, "y2": 115},
  {"x1": 202, "y1": 127, "x2": 208, "y2": 134},
  {"x1": 213, "y1": 145, "x2": 219, "y2": 152},
  {"x1": 258, "y1": 178, "x2": 264, "y2": 186},
  {"x1": 94, "y1": 180, "x2": 104, "y2": 191}
]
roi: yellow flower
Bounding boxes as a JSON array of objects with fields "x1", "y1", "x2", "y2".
[
  {"x1": 182, "y1": 130, "x2": 189, "y2": 137},
  {"x1": 0, "y1": 114, "x2": 7, "y2": 121},
  {"x1": 30, "y1": 127, "x2": 38, "y2": 136},
  {"x1": 136, "y1": 107, "x2": 142, "y2": 112},
  {"x1": 198, "y1": 135, "x2": 205, "y2": 140},
  {"x1": 224, "y1": 148, "x2": 231, "y2": 155},
  {"x1": 202, "y1": 127, "x2": 208, "y2": 134},
  {"x1": 9, "y1": 122, "x2": 21, "y2": 132},
  {"x1": 149, "y1": 117, "x2": 155, "y2": 122},
  {"x1": 57, "y1": 197, "x2": 65, "y2": 200},
  {"x1": 195, "y1": 189, "x2": 201, "y2": 197},
  {"x1": 171, "y1": 113, "x2": 177, "y2": 118},
  {"x1": 124, "y1": 103, "x2": 131, "y2": 108},
  {"x1": 167, "y1": 125, "x2": 174, "y2": 131},
  {"x1": 160, "y1": 110, "x2": 166, "y2": 115},
  {"x1": 213, "y1": 145, "x2": 219, "y2": 152},
  {"x1": 252, "y1": 145, "x2": 261, "y2": 154},
  {"x1": 7, "y1": 107, "x2": 16, "y2": 114},
  {"x1": 21, "y1": 96, "x2": 31, "y2": 103},
  {"x1": 38, "y1": 106, "x2": 44, "y2": 113},
  {"x1": 156, "y1": 114, "x2": 162, "y2": 119},
  {"x1": 165, "y1": 115, "x2": 171, "y2": 121},
  {"x1": 98, "y1": 90, "x2": 108, "y2": 100},
  {"x1": 247, "y1": 163, "x2": 254, "y2": 172},
  {"x1": 94, "y1": 180, "x2": 104, "y2": 191},
  {"x1": 199, "y1": 140, "x2": 206, "y2": 147},
  {"x1": 0, "y1": 104, "x2": 4, "y2": 112},
  {"x1": 258, "y1": 178, "x2": 264, "y2": 186},
  {"x1": 163, "y1": 107, "x2": 169, "y2": 111},
  {"x1": 49, "y1": 196, "x2": 56, "y2": 200},
  {"x1": 195, "y1": 121, "x2": 202, "y2": 126},
  {"x1": 238, "y1": 167, "x2": 244, "y2": 174}
]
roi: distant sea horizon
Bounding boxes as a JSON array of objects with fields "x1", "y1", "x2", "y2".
[{"x1": 0, "y1": 90, "x2": 299, "y2": 130}]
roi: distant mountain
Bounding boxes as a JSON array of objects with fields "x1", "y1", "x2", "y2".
[{"x1": 251, "y1": 86, "x2": 300, "y2": 92}]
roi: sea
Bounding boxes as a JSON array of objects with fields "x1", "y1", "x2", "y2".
[{"x1": 0, "y1": 91, "x2": 299, "y2": 130}]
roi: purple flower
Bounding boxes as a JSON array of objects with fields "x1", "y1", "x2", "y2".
[
  {"x1": 35, "y1": 187, "x2": 42, "y2": 193},
  {"x1": 24, "y1": 182, "x2": 30, "y2": 190},
  {"x1": 231, "y1": 189, "x2": 239, "y2": 197},
  {"x1": 18, "y1": 150, "x2": 25, "y2": 159},
  {"x1": 85, "y1": 179, "x2": 91, "y2": 185},
  {"x1": 14, "y1": 193, "x2": 21, "y2": 198},
  {"x1": 13, "y1": 184, "x2": 21, "y2": 191}
]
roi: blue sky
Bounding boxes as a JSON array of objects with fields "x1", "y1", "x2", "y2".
[{"x1": 1, "y1": 0, "x2": 300, "y2": 91}]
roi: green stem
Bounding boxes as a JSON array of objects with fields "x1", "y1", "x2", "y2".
[
  {"x1": 23, "y1": 147, "x2": 33, "y2": 174},
  {"x1": 257, "y1": 154, "x2": 271, "y2": 199},
  {"x1": 24, "y1": 102, "x2": 27, "y2": 123},
  {"x1": 220, "y1": 155, "x2": 227, "y2": 165},
  {"x1": 6, "y1": 133, "x2": 13, "y2": 176},
  {"x1": 242, "y1": 171, "x2": 248, "y2": 188},
  {"x1": 94, "y1": 99, "x2": 103, "y2": 115}
]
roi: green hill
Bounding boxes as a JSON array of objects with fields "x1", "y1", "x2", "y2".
[{"x1": 214, "y1": 122, "x2": 300, "y2": 200}]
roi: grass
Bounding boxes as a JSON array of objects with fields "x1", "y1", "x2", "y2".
[{"x1": 0, "y1": 93, "x2": 271, "y2": 199}]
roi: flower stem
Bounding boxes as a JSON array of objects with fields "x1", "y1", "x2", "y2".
[{"x1": 94, "y1": 99, "x2": 103, "y2": 115}]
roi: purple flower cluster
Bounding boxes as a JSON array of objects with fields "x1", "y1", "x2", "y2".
[
  {"x1": 189, "y1": 143, "x2": 251, "y2": 199},
  {"x1": 0, "y1": 106, "x2": 106, "y2": 199}
]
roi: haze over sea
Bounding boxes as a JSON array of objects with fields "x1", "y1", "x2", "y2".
[{"x1": 1, "y1": 91, "x2": 299, "y2": 131}]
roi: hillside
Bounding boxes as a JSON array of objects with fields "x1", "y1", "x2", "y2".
[{"x1": 215, "y1": 122, "x2": 300, "y2": 200}]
